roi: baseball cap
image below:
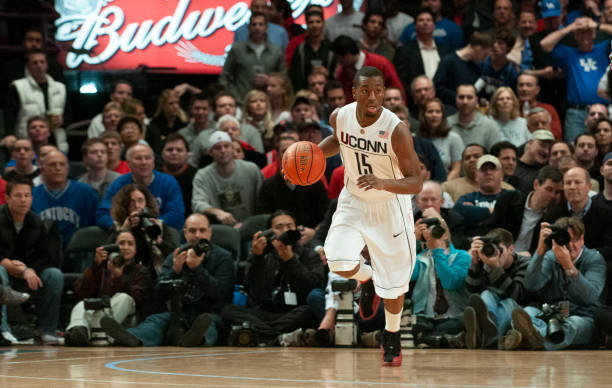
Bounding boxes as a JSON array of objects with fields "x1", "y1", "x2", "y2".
[
  {"x1": 540, "y1": 0, "x2": 561, "y2": 18},
  {"x1": 532, "y1": 129, "x2": 555, "y2": 141},
  {"x1": 476, "y1": 155, "x2": 501, "y2": 169},
  {"x1": 603, "y1": 152, "x2": 612, "y2": 164},
  {"x1": 209, "y1": 131, "x2": 232, "y2": 147}
]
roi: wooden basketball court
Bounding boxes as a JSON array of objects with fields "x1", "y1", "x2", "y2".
[{"x1": 0, "y1": 346, "x2": 610, "y2": 387}]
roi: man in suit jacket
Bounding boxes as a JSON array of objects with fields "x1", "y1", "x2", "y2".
[
  {"x1": 487, "y1": 166, "x2": 563, "y2": 254},
  {"x1": 394, "y1": 8, "x2": 451, "y2": 100}
]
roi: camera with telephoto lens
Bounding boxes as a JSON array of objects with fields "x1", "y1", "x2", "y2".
[
  {"x1": 83, "y1": 295, "x2": 110, "y2": 310},
  {"x1": 537, "y1": 303, "x2": 566, "y2": 344},
  {"x1": 100, "y1": 244, "x2": 119, "y2": 253},
  {"x1": 260, "y1": 228, "x2": 302, "y2": 254},
  {"x1": 420, "y1": 218, "x2": 446, "y2": 241},
  {"x1": 228, "y1": 321, "x2": 258, "y2": 346},
  {"x1": 178, "y1": 238, "x2": 210, "y2": 256},
  {"x1": 545, "y1": 225, "x2": 571, "y2": 249},
  {"x1": 108, "y1": 252, "x2": 126, "y2": 268},
  {"x1": 477, "y1": 236, "x2": 501, "y2": 258},
  {"x1": 138, "y1": 207, "x2": 162, "y2": 240}
]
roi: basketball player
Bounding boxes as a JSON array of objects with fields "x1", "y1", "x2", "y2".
[{"x1": 285, "y1": 66, "x2": 422, "y2": 366}]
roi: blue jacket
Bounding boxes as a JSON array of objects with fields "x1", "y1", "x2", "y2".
[
  {"x1": 524, "y1": 247, "x2": 606, "y2": 317},
  {"x1": 96, "y1": 171, "x2": 185, "y2": 231},
  {"x1": 411, "y1": 244, "x2": 471, "y2": 318}
]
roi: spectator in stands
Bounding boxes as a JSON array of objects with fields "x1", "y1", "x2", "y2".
[
  {"x1": 541, "y1": 17, "x2": 610, "y2": 142},
  {"x1": 508, "y1": 10, "x2": 537, "y2": 70},
  {"x1": 464, "y1": 228, "x2": 531, "y2": 349},
  {"x1": 267, "y1": 73, "x2": 294, "y2": 124},
  {"x1": 290, "y1": 97, "x2": 332, "y2": 137},
  {"x1": 65, "y1": 229, "x2": 153, "y2": 346},
  {"x1": 514, "y1": 130, "x2": 555, "y2": 194},
  {"x1": 390, "y1": 105, "x2": 447, "y2": 182},
  {"x1": 507, "y1": 217, "x2": 605, "y2": 350},
  {"x1": 488, "y1": 87, "x2": 532, "y2": 148},
  {"x1": 448, "y1": 84, "x2": 504, "y2": 151},
  {"x1": 97, "y1": 144, "x2": 185, "y2": 231},
  {"x1": 209, "y1": 92, "x2": 265, "y2": 152},
  {"x1": 394, "y1": 8, "x2": 451, "y2": 96},
  {"x1": 434, "y1": 32, "x2": 492, "y2": 106},
  {"x1": 221, "y1": 12, "x2": 286, "y2": 104},
  {"x1": 490, "y1": 141, "x2": 519, "y2": 187},
  {"x1": 25, "y1": 116, "x2": 54, "y2": 157},
  {"x1": 597, "y1": 152, "x2": 612, "y2": 206},
  {"x1": 32, "y1": 150, "x2": 98, "y2": 246},
  {"x1": 192, "y1": 131, "x2": 263, "y2": 227},
  {"x1": 242, "y1": 90, "x2": 276, "y2": 151},
  {"x1": 297, "y1": 120, "x2": 341, "y2": 181},
  {"x1": 526, "y1": 107, "x2": 553, "y2": 137},
  {"x1": 269, "y1": 0, "x2": 303, "y2": 39},
  {"x1": 409, "y1": 76, "x2": 455, "y2": 130},
  {"x1": 100, "y1": 130, "x2": 130, "y2": 175},
  {"x1": 549, "y1": 141, "x2": 574, "y2": 169},
  {"x1": 594, "y1": 118, "x2": 612, "y2": 166},
  {"x1": 233, "y1": 0, "x2": 289, "y2": 50},
  {"x1": 284, "y1": 3, "x2": 325, "y2": 68},
  {"x1": 488, "y1": 166, "x2": 563, "y2": 255},
  {"x1": 101, "y1": 213, "x2": 235, "y2": 347},
  {"x1": 307, "y1": 70, "x2": 327, "y2": 103},
  {"x1": 324, "y1": 80, "x2": 346, "y2": 118},
  {"x1": 479, "y1": 31, "x2": 519, "y2": 101},
  {"x1": 161, "y1": 134, "x2": 196, "y2": 215},
  {"x1": 3, "y1": 138, "x2": 39, "y2": 182},
  {"x1": 574, "y1": 133, "x2": 602, "y2": 184},
  {"x1": 87, "y1": 81, "x2": 133, "y2": 138},
  {"x1": 410, "y1": 211, "x2": 470, "y2": 348},
  {"x1": 289, "y1": 9, "x2": 334, "y2": 92},
  {"x1": 4, "y1": 49, "x2": 68, "y2": 153},
  {"x1": 384, "y1": 0, "x2": 413, "y2": 45},
  {"x1": 491, "y1": 0, "x2": 516, "y2": 32},
  {"x1": 117, "y1": 116, "x2": 145, "y2": 154},
  {"x1": 256, "y1": 137, "x2": 329, "y2": 229},
  {"x1": 358, "y1": 10, "x2": 395, "y2": 61},
  {"x1": 100, "y1": 102, "x2": 122, "y2": 133},
  {"x1": 325, "y1": 0, "x2": 364, "y2": 42},
  {"x1": 176, "y1": 94, "x2": 213, "y2": 145},
  {"x1": 79, "y1": 138, "x2": 120, "y2": 198},
  {"x1": 0, "y1": 178, "x2": 63, "y2": 344},
  {"x1": 331, "y1": 35, "x2": 404, "y2": 104},
  {"x1": 222, "y1": 210, "x2": 325, "y2": 346},
  {"x1": 383, "y1": 87, "x2": 405, "y2": 111},
  {"x1": 584, "y1": 104, "x2": 609, "y2": 135},
  {"x1": 417, "y1": 98, "x2": 464, "y2": 180},
  {"x1": 399, "y1": 0, "x2": 464, "y2": 50},
  {"x1": 517, "y1": 74, "x2": 562, "y2": 140},
  {"x1": 149, "y1": 89, "x2": 189, "y2": 141},
  {"x1": 453, "y1": 155, "x2": 510, "y2": 236}
]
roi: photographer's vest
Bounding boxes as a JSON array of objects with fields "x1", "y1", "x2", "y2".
[{"x1": 12, "y1": 74, "x2": 66, "y2": 138}]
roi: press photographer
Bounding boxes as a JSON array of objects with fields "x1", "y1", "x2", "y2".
[
  {"x1": 109, "y1": 183, "x2": 178, "y2": 278},
  {"x1": 463, "y1": 228, "x2": 531, "y2": 349},
  {"x1": 506, "y1": 217, "x2": 606, "y2": 350},
  {"x1": 65, "y1": 229, "x2": 153, "y2": 346},
  {"x1": 409, "y1": 211, "x2": 471, "y2": 348},
  {"x1": 222, "y1": 210, "x2": 325, "y2": 346},
  {"x1": 101, "y1": 213, "x2": 235, "y2": 347}
]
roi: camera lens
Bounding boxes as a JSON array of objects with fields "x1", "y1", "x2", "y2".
[{"x1": 481, "y1": 243, "x2": 497, "y2": 257}]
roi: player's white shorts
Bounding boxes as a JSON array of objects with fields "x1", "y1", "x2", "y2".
[{"x1": 324, "y1": 188, "x2": 417, "y2": 299}]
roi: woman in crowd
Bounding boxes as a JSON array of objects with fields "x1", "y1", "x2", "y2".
[
  {"x1": 64, "y1": 229, "x2": 153, "y2": 346},
  {"x1": 110, "y1": 184, "x2": 177, "y2": 278},
  {"x1": 267, "y1": 72, "x2": 294, "y2": 125},
  {"x1": 242, "y1": 90, "x2": 275, "y2": 151},
  {"x1": 418, "y1": 98, "x2": 464, "y2": 180},
  {"x1": 149, "y1": 89, "x2": 189, "y2": 140},
  {"x1": 593, "y1": 117, "x2": 612, "y2": 165},
  {"x1": 488, "y1": 87, "x2": 531, "y2": 147}
]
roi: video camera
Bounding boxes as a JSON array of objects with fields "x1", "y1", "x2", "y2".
[
  {"x1": 138, "y1": 207, "x2": 162, "y2": 240},
  {"x1": 420, "y1": 218, "x2": 446, "y2": 241},
  {"x1": 545, "y1": 225, "x2": 571, "y2": 249},
  {"x1": 178, "y1": 238, "x2": 210, "y2": 256},
  {"x1": 260, "y1": 228, "x2": 302, "y2": 254},
  {"x1": 476, "y1": 236, "x2": 501, "y2": 258}
]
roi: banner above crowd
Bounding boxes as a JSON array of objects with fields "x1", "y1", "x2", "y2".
[{"x1": 54, "y1": 0, "x2": 338, "y2": 74}]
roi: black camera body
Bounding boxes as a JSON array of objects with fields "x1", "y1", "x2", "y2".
[
  {"x1": 478, "y1": 236, "x2": 500, "y2": 258},
  {"x1": 83, "y1": 296, "x2": 110, "y2": 310},
  {"x1": 139, "y1": 208, "x2": 162, "y2": 240},
  {"x1": 109, "y1": 253, "x2": 126, "y2": 268},
  {"x1": 537, "y1": 303, "x2": 566, "y2": 344},
  {"x1": 260, "y1": 228, "x2": 302, "y2": 254},
  {"x1": 178, "y1": 238, "x2": 210, "y2": 256},
  {"x1": 228, "y1": 321, "x2": 258, "y2": 346},
  {"x1": 158, "y1": 278, "x2": 188, "y2": 294},
  {"x1": 545, "y1": 225, "x2": 571, "y2": 249},
  {"x1": 420, "y1": 218, "x2": 446, "y2": 241},
  {"x1": 101, "y1": 244, "x2": 119, "y2": 253}
]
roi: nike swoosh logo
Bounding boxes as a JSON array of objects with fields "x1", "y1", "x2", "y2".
[{"x1": 393, "y1": 232, "x2": 403, "y2": 238}]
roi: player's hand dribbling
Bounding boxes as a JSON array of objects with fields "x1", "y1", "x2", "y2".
[{"x1": 357, "y1": 174, "x2": 385, "y2": 191}]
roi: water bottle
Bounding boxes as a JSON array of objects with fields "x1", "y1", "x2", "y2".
[{"x1": 233, "y1": 285, "x2": 247, "y2": 306}]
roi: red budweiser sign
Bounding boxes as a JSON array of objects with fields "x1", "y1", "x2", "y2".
[{"x1": 54, "y1": 0, "x2": 338, "y2": 74}]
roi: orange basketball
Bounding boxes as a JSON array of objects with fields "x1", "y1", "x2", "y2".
[{"x1": 282, "y1": 141, "x2": 326, "y2": 185}]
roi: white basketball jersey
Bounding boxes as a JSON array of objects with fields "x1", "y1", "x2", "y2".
[{"x1": 336, "y1": 102, "x2": 402, "y2": 201}]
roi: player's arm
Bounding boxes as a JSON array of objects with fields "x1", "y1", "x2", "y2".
[
  {"x1": 318, "y1": 109, "x2": 340, "y2": 158},
  {"x1": 357, "y1": 121, "x2": 423, "y2": 194}
]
